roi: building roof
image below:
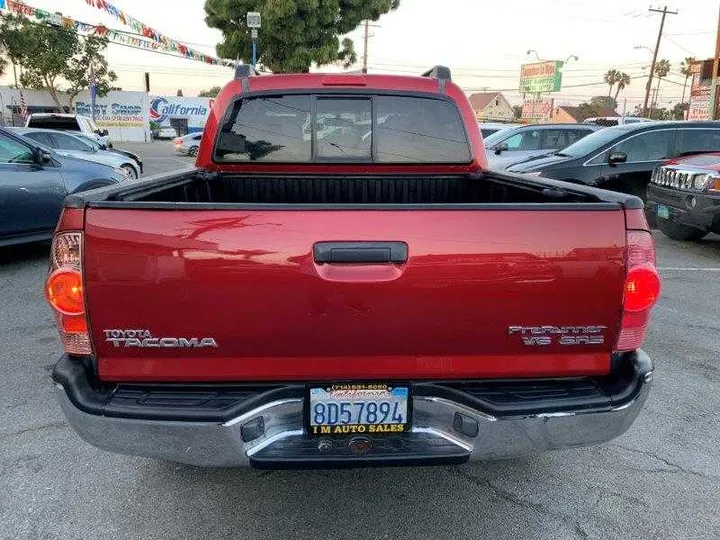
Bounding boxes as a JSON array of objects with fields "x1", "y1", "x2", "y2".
[
  {"x1": 558, "y1": 106, "x2": 619, "y2": 121},
  {"x1": 468, "y1": 92, "x2": 505, "y2": 111}
]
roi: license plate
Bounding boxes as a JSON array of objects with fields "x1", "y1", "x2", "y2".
[
  {"x1": 657, "y1": 204, "x2": 670, "y2": 219},
  {"x1": 308, "y1": 383, "x2": 411, "y2": 436}
]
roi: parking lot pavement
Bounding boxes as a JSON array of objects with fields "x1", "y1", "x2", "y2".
[
  {"x1": 1, "y1": 151, "x2": 718, "y2": 539},
  {"x1": 117, "y1": 140, "x2": 195, "y2": 176}
]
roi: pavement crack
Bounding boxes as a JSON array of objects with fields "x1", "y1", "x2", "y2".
[
  {"x1": 453, "y1": 466, "x2": 586, "y2": 532},
  {"x1": 611, "y1": 443, "x2": 718, "y2": 480},
  {"x1": 3, "y1": 420, "x2": 68, "y2": 439},
  {"x1": 574, "y1": 521, "x2": 589, "y2": 540}
]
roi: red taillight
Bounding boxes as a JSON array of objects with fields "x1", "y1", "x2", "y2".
[
  {"x1": 616, "y1": 228, "x2": 661, "y2": 351},
  {"x1": 623, "y1": 265, "x2": 661, "y2": 312},
  {"x1": 45, "y1": 228, "x2": 91, "y2": 355},
  {"x1": 46, "y1": 270, "x2": 84, "y2": 315}
]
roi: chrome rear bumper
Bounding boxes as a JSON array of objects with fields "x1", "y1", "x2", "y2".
[{"x1": 54, "y1": 352, "x2": 652, "y2": 468}]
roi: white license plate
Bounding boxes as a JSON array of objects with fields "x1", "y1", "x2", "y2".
[
  {"x1": 308, "y1": 384, "x2": 410, "y2": 436},
  {"x1": 657, "y1": 204, "x2": 670, "y2": 219}
]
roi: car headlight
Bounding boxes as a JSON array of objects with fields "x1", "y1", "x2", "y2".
[{"x1": 693, "y1": 174, "x2": 713, "y2": 191}]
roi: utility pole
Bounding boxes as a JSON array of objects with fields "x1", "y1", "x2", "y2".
[
  {"x1": 709, "y1": 5, "x2": 720, "y2": 119},
  {"x1": 362, "y1": 20, "x2": 369, "y2": 73},
  {"x1": 360, "y1": 20, "x2": 380, "y2": 73},
  {"x1": 643, "y1": 6, "x2": 678, "y2": 117}
]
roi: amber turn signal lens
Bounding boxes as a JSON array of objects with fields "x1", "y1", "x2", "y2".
[{"x1": 46, "y1": 270, "x2": 85, "y2": 315}]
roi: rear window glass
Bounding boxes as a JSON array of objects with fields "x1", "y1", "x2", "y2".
[
  {"x1": 27, "y1": 117, "x2": 80, "y2": 131},
  {"x1": 215, "y1": 94, "x2": 470, "y2": 163}
]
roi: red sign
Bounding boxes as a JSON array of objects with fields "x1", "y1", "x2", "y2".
[{"x1": 521, "y1": 97, "x2": 554, "y2": 120}]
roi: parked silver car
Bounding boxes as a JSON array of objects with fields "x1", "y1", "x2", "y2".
[
  {"x1": 12, "y1": 128, "x2": 140, "y2": 179},
  {"x1": 484, "y1": 123, "x2": 601, "y2": 170},
  {"x1": 173, "y1": 132, "x2": 203, "y2": 157}
]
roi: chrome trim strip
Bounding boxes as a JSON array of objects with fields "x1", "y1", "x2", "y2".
[{"x1": 222, "y1": 398, "x2": 303, "y2": 427}]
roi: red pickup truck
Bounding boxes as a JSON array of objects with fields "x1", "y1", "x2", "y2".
[{"x1": 49, "y1": 66, "x2": 660, "y2": 468}]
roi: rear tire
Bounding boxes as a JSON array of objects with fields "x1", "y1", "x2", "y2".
[
  {"x1": 189, "y1": 146, "x2": 199, "y2": 157},
  {"x1": 657, "y1": 217, "x2": 708, "y2": 241}
]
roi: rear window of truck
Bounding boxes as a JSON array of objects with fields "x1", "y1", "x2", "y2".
[
  {"x1": 215, "y1": 94, "x2": 471, "y2": 163},
  {"x1": 27, "y1": 117, "x2": 81, "y2": 131}
]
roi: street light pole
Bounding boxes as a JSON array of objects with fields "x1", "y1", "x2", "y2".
[{"x1": 247, "y1": 12, "x2": 261, "y2": 68}]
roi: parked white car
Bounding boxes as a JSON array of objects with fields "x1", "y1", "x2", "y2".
[
  {"x1": 12, "y1": 128, "x2": 140, "y2": 179},
  {"x1": 173, "y1": 132, "x2": 203, "y2": 157},
  {"x1": 483, "y1": 123, "x2": 601, "y2": 170},
  {"x1": 25, "y1": 113, "x2": 112, "y2": 147}
]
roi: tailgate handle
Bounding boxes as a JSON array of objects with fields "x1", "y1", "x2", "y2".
[{"x1": 313, "y1": 241, "x2": 408, "y2": 264}]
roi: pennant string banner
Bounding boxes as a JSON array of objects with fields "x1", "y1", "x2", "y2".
[
  {"x1": 1, "y1": 0, "x2": 233, "y2": 66},
  {"x1": 82, "y1": 0, "x2": 232, "y2": 66}
]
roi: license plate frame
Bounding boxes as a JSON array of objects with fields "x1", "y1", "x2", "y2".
[
  {"x1": 657, "y1": 204, "x2": 671, "y2": 219},
  {"x1": 306, "y1": 383, "x2": 412, "y2": 437}
]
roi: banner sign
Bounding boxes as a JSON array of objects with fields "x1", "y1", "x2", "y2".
[
  {"x1": 521, "y1": 97, "x2": 554, "y2": 120},
  {"x1": 520, "y1": 61, "x2": 564, "y2": 93},
  {"x1": 3, "y1": 0, "x2": 233, "y2": 66},
  {"x1": 75, "y1": 100, "x2": 145, "y2": 127},
  {"x1": 83, "y1": 0, "x2": 232, "y2": 66}
]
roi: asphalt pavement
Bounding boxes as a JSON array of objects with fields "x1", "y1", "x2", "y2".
[{"x1": 0, "y1": 144, "x2": 718, "y2": 540}]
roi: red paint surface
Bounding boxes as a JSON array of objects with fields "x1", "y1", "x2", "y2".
[{"x1": 84, "y1": 208, "x2": 627, "y2": 382}]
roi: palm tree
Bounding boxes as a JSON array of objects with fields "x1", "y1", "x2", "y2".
[
  {"x1": 680, "y1": 56, "x2": 696, "y2": 107},
  {"x1": 613, "y1": 72, "x2": 632, "y2": 101},
  {"x1": 653, "y1": 60, "x2": 671, "y2": 108},
  {"x1": 604, "y1": 69, "x2": 622, "y2": 96}
]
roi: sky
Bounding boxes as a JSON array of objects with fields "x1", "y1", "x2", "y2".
[{"x1": 1, "y1": 0, "x2": 718, "y2": 109}]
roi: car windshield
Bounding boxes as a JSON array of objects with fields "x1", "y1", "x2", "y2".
[
  {"x1": 483, "y1": 129, "x2": 515, "y2": 147},
  {"x1": 555, "y1": 126, "x2": 636, "y2": 157}
]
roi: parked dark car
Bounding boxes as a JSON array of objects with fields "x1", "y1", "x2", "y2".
[
  {"x1": 507, "y1": 121, "x2": 720, "y2": 199},
  {"x1": 0, "y1": 127, "x2": 124, "y2": 247},
  {"x1": 484, "y1": 123, "x2": 600, "y2": 170},
  {"x1": 647, "y1": 153, "x2": 720, "y2": 241}
]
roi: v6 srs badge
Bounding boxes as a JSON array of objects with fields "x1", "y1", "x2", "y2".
[
  {"x1": 508, "y1": 325, "x2": 607, "y2": 346},
  {"x1": 104, "y1": 329, "x2": 218, "y2": 349}
]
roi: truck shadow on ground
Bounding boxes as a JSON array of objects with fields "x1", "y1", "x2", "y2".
[{"x1": 0, "y1": 242, "x2": 50, "y2": 266}]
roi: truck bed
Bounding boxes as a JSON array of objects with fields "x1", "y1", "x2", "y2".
[{"x1": 67, "y1": 169, "x2": 642, "y2": 208}]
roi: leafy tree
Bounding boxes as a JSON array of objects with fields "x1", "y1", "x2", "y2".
[
  {"x1": 604, "y1": 69, "x2": 621, "y2": 96},
  {"x1": 589, "y1": 95, "x2": 617, "y2": 110},
  {"x1": 199, "y1": 86, "x2": 222, "y2": 98},
  {"x1": 204, "y1": 0, "x2": 400, "y2": 73},
  {"x1": 0, "y1": 14, "x2": 115, "y2": 109},
  {"x1": 512, "y1": 105, "x2": 523, "y2": 119},
  {"x1": 632, "y1": 104, "x2": 669, "y2": 120},
  {"x1": 652, "y1": 59, "x2": 671, "y2": 108},
  {"x1": 15, "y1": 19, "x2": 79, "y2": 108},
  {"x1": 65, "y1": 35, "x2": 117, "y2": 108},
  {"x1": 672, "y1": 102, "x2": 689, "y2": 120},
  {"x1": 680, "y1": 56, "x2": 696, "y2": 106},
  {"x1": 0, "y1": 13, "x2": 32, "y2": 87},
  {"x1": 0, "y1": 55, "x2": 6, "y2": 78},
  {"x1": 614, "y1": 72, "x2": 631, "y2": 101},
  {"x1": 177, "y1": 89, "x2": 184, "y2": 97}
]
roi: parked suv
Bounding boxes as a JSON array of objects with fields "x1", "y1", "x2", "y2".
[
  {"x1": 484, "y1": 123, "x2": 599, "y2": 170},
  {"x1": 26, "y1": 113, "x2": 112, "y2": 148},
  {"x1": 648, "y1": 153, "x2": 720, "y2": 240},
  {"x1": 507, "y1": 121, "x2": 720, "y2": 199}
]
